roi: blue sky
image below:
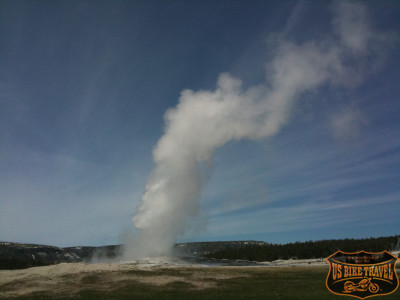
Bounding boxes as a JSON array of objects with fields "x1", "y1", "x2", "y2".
[{"x1": 0, "y1": 0, "x2": 399, "y2": 247}]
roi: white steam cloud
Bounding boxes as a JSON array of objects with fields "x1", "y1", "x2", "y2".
[{"x1": 126, "y1": 2, "x2": 391, "y2": 258}]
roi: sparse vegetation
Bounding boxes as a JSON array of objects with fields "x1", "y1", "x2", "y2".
[
  {"x1": 2, "y1": 266, "x2": 399, "y2": 299},
  {"x1": 80, "y1": 274, "x2": 100, "y2": 284}
]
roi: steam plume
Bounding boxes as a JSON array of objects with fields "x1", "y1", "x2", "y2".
[{"x1": 126, "y1": 2, "x2": 391, "y2": 258}]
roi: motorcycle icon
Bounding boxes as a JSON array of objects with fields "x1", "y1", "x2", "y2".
[{"x1": 343, "y1": 277, "x2": 379, "y2": 294}]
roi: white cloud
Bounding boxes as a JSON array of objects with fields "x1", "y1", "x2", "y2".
[
  {"x1": 332, "y1": 1, "x2": 371, "y2": 54},
  {"x1": 331, "y1": 106, "x2": 368, "y2": 141}
]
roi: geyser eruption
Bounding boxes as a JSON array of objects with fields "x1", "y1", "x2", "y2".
[{"x1": 127, "y1": 2, "x2": 391, "y2": 258}]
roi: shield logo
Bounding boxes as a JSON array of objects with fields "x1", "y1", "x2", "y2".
[{"x1": 326, "y1": 250, "x2": 399, "y2": 299}]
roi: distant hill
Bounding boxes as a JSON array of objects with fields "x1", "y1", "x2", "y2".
[
  {"x1": 0, "y1": 242, "x2": 120, "y2": 270},
  {"x1": 1, "y1": 236, "x2": 398, "y2": 270}
]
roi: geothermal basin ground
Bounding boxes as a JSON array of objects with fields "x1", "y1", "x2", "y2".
[{"x1": 1, "y1": 257, "x2": 399, "y2": 300}]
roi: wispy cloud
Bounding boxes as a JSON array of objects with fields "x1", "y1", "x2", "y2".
[
  {"x1": 207, "y1": 193, "x2": 398, "y2": 239},
  {"x1": 204, "y1": 123, "x2": 399, "y2": 216},
  {"x1": 331, "y1": 105, "x2": 368, "y2": 141}
]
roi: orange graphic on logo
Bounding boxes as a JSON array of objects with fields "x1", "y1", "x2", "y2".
[
  {"x1": 343, "y1": 278, "x2": 379, "y2": 294},
  {"x1": 326, "y1": 250, "x2": 399, "y2": 299}
]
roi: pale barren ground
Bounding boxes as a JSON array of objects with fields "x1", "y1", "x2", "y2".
[
  {"x1": 0, "y1": 258, "x2": 325, "y2": 298},
  {"x1": 0, "y1": 257, "x2": 398, "y2": 299},
  {"x1": 0, "y1": 262, "x2": 246, "y2": 298}
]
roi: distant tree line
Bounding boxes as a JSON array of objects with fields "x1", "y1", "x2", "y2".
[{"x1": 205, "y1": 235, "x2": 400, "y2": 261}]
